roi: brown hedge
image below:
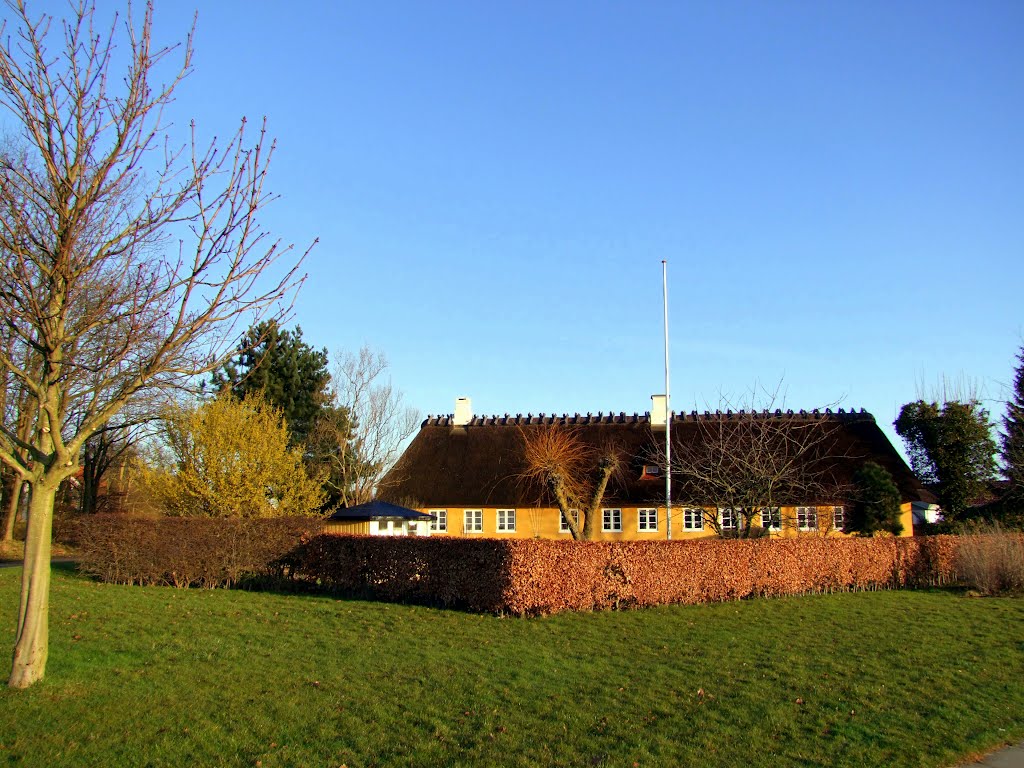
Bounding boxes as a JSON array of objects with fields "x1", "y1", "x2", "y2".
[
  {"x1": 74, "y1": 515, "x2": 322, "y2": 588},
  {"x1": 289, "y1": 534, "x2": 965, "y2": 615}
]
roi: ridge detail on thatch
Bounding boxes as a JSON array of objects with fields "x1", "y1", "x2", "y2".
[{"x1": 422, "y1": 408, "x2": 873, "y2": 428}]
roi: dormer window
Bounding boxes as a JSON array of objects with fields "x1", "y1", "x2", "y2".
[{"x1": 640, "y1": 464, "x2": 661, "y2": 480}]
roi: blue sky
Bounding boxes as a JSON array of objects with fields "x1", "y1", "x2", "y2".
[{"x1": 24, "y1": 1, "x2": 1024, "y2": 448}]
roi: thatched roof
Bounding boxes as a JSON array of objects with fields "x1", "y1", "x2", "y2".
[{"x1": 380, "y1": 409, "x2": 933, "y2": 508}]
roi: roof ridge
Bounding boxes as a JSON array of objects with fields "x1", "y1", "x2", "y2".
[{"x1": 421, "y1": 408, "x2": 874, "y2": 428}]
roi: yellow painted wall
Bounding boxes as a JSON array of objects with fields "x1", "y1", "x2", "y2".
[
  {"x1": 416, "y1": 504, "x2": 912, "y2": 540},
  {"x1": 324, "y1": 520, "x2": 370, "y2": 535},
  {"x1": 900, "y1": 502, "x2": 916, "y2": 536}
]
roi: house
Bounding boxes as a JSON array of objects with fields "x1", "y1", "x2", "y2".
[
  {"x1": 379, "y1": 398, "x2": 933, "y2": 539},
  {"x1": 323, "y1": 499, "x2": 434, "y2": 537}
]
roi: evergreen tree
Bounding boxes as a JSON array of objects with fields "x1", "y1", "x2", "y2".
[
  {"x1": 894, "y1": 399, "x2": 997, "y2": 520},
  {"x1": 212, "y1": 321, "x2": 332, "y2": 446},
  {"x1": 848, "y1": 462, "x2": 903, "y2": 536},
  {"x1": 1002, "y1": 346, "x2": 1024, "y2": 493}
]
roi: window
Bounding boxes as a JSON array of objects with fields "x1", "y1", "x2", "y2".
[
  {"x1": 602, "y1": 508, "x2": 622, "y2": 532},
  {"x1": 831, "y1": 505, "x2": 845, "y2": 531},
  {"x1": 683, "y1": 508, "x2": 704, "y2": 531},
  {"x1": 429, "y1": 509, "x2": 447, "y2": 533},
  {"x1": 638, "y1": 508, "x2": 658, "y2": 532},
  {"x1": 719, "y1": 507, "x2": 737, "y2": 530},
  {"x1": 464, "y1": 509, "x2": 482, "y2": 533},
  {"x1": 559, "y1": 508, "x2": 580, "y2": 533},
  {"x1": 760, "y1": 507, "x2": 781, "y2": 531},
  {"x1": 497, "y1": 508, "x2": 516, "y2": 533},
  {"x1": 641, "y1": 464, "x2": 661, "y2": 478},
  {"x1": 797, "y1": 506, "x2": 818, "y2": 531}
]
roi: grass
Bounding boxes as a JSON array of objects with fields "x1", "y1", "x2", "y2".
[{"x1": 1, "y1": 566, "x2": 1022, "y2": 767}]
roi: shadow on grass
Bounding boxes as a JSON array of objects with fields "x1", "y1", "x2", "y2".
[{"x1": 233, "y1": 574, "x2": 487, "y2": 614}]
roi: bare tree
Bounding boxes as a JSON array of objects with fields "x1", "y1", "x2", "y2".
[
  {"x1": 312, "y1": 346, "x2": 419, "y2": 506},
  {"x1": 80, "y1": 410, "x2": 156, "y2": 515},
  {"x1": 519, "y1": 425, "x2": 620, "y2": 540},
  {"x1": 664, "y1": 390, "x2": 847, "y2": 538},
  {"x1": 0, "y1": 2, "x2": 310, "y2": 687}
]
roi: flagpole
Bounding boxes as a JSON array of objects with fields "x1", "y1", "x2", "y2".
[{"x1": 663, "y1": 260, "x2": 672, "y2": 540}]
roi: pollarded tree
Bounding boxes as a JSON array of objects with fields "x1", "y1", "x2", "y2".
[
  {"x1": 519, "y1": 425, "x2": 620, "y2": 540},
  {"x1": 894, "y1": 400, "x2": 996, "y2": 520},
  {"x1": 0, "y1": 3, "x2": 310, "y2": 687},
  {"x1": 847, "y1": 461, "x2": 903, "y2": 536},
  {"x1": 139, "y1": 393, "x2": 325, "y2": 519}
]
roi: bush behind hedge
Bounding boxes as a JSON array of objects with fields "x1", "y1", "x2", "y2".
[{"x1": 74, "y1": 515, "x2": 322, "y2": 588}]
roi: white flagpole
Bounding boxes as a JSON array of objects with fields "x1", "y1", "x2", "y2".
[{"x1": 663, "y1": 260, "x2": 672, "y2": 540}]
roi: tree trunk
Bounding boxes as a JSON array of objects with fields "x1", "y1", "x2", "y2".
[
  {"x1": 9, "y1": 483, "x2": 54, "y2": 688},
  {"x1": 581, "y1": 461, "x2": 615, "y2": 540},
  {"x1": 81, "y1": 445, "x2": 97, "y2": 515},
  {"x1": 2, "y1": 477, "x2": 22, "y2": 543}
]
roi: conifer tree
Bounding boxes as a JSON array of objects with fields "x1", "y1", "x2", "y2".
[
  {"x1": 212, "y1": 321, "x2": 333, "y2": 446},
  {"x1": 1001, "y1": 346, "x2": 1024, "y2": 495}
]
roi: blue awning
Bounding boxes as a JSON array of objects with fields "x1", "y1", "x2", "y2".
[{"x1": 328, "y1": 500, "x2": 433, "y2": 521}]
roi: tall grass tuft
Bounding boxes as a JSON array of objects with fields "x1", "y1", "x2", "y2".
[{"x1": 956, "y1": 522, "x2": 1024, "y2": 595}]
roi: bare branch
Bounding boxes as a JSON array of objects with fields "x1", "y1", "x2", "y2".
[
  {"x1": 659, "y1": 388, "x2": 850, "y2": 538},
  {"x1": 0, "y1": 0, "x2": 313, "y2": 687}
]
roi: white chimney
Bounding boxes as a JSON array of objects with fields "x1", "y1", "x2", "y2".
[
  {"x1": 651, "y1": 394, "x2": 667, "y2": 427},
  {"x1": 453, "y1": 397, "x2": 472, "y2": 426}
]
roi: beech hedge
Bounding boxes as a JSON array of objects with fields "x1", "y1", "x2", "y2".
[
  {"x1": 287, "y1": 534, "x2": 963, "y2": 615},
  {"x1": 73, "y1": 517, "x2": 979, "y2": 613},
  {"x1": 73, "y1": 515, "x2": 322, "y2": 588}
]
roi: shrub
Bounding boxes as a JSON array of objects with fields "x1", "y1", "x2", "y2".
[
  {"x1": 848, "y1": 461, "x2": 903, "y2": 535},
  {"x1": 137, "y1": 392, "x2": 326, "y2": 518},
  {"x1": 955, "y1": 522, "x2": 1024, "y2": 595},
  {"x1": 74, "y1": 515, "x2": 322, "y2": 588}
]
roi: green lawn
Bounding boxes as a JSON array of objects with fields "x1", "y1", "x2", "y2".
[{"x1": 1, "y1": 566, "x2": 1022, "y2": 767}]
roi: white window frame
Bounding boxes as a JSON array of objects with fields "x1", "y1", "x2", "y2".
[
  {"x1": 637, "y1": 507, "x2": 659, "y2": 532},
  {"x1": 602, "y1": 508, "x2": 622, "y2": 533},
  {"x1": 683, "y1": 508, "x2": 704, "y2": 531},
  {"x1": 831, "y1": 505, "x2": 845, "y2": 531},
  {"x1": 760, "y1": 507, "x2": 781, "y2": 531},
  {"x1": 464, "y1": 509, "x2": 483, "y2": 534},
  {"x1": 496, "y1": 508, "x2": 516, "y2": 533},
  {"x1": 719, "y1": 507, "x2": 737, "y2": 530},
  {"x1": 559, "y1": 508, "x2": 580, "y2": 533},
  {"x1": 429, "y1": 509, "x2": 447, "y2": 533},
  {"x1": 797, "y1": 506, "x2": 818, "y2": 531}
]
